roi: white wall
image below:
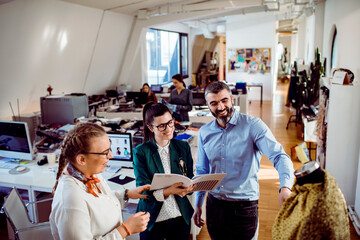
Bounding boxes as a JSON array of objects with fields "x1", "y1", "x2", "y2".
[
  {"x1": 226, "y1": 13, "x2": 277, "y2": 101},
  {"x1": 290, "y1": 33, "x2": 298, "y2": 64},
  {"x1": 321, "y1": 0, "x2": 360, "y2": 206},
  {"x1": 0, "y1": 0, "x2": 134, "y2": 120},
  {"x1": 83, "y1": 11, "x2": 134, "y2": 95},
  {"x1": 295, "y1": 17, "x2": 307, "y2": 63},
  {"x1": 314, "y1": 2, "x2": 325, "y2": 54},
  {"x1": 323, "y1": 0, "x2": 360, "y2": 80},
  {"x1": 291, "y1": 2, "x2": 325, "y2": 68},
  {"x1": 305, "y1": 14, "x2": 316, "y2": 64}
]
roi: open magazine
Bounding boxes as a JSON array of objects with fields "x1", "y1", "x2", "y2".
[{"x1": 149, "y1": 173, "x2": 226, "y2": 192}]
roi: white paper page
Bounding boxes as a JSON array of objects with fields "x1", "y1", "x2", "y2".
[
  {"x1": 150, "y1": 173, "x2": 226, "y2": 191},
  {"x1": 150, "y1": 173, "x2": 191, "y2": 190}
]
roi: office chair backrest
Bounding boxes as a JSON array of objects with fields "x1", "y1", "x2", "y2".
[
  {"x1": 3, "y1": 188, "x2": 33, "y2": 231},
  {"x1": 2, "y1": 188, "x2": 52, "y2": 240}
]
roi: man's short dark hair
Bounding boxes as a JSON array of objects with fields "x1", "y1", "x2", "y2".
[{"x1": 205, "y1": 81, "x2": 232, "y2": 101}]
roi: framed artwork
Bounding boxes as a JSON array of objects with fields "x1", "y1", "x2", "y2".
[{"x1": 228, "y1": 48, "x2": 271, "y2": 73}]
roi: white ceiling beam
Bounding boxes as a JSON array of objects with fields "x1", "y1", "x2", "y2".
[{"x1": 182, "y1": 0, "x2": 262, "y2": 11}]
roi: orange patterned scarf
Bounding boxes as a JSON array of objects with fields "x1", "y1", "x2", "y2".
[{"x1": 67, "y1": 163, "x2": 101, "y2": 197}]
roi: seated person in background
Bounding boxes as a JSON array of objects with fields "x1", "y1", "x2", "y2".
[
  {"x1": 169, "y1": 74, "x2": 193, "y2": 122},
  {"x1": 141, "y1": 83, "x2": 158, "y2": 103},
  {"x1": 133, "y1": 102, "x2": 195, "y2": 240},
  {"x1": 50, "y1": 123, "x2": 150, "y2": 240}
]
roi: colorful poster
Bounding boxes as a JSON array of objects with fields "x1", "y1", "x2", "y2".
[{"x1": 228, "y1": 48, "x2": 271, "y2": 74}]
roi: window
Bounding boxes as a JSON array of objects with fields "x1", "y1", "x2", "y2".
[{"x1": 146, "y1": 29, "x2": 188, "y2": 85}]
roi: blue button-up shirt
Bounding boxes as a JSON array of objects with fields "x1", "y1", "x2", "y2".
[{"x1": 195, "y1": 110, "x2": 294, "y2": 206}]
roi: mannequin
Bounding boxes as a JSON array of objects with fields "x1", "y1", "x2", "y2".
[
  {"x1": 272, "y1": 161, "x2": 350, "y2": 239},
  {"x1": 294, "y1": 161, "x2": 324, "y2": 186}
]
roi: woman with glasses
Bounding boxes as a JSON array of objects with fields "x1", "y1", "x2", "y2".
[
  {"x1": 50, "y1": 123, "x2": 150, "y2": 239},
  {"x1": 133, "y1": 102, "x2": 195, "y2": 240}
]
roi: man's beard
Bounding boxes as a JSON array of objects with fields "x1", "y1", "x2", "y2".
[{"x1": 210, "y1": 106, "x2": 235, "y2": 125}]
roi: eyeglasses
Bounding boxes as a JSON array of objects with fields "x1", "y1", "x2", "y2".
[
  {"x1": 83, "y1": 139, "x2": 112, "y2": 158},
  {"x1": 84, "y1": 148, "x2": 112, "y2": 158},
  {"x1": 152, "y1": 118, "x2": 175, "y2": 131}
]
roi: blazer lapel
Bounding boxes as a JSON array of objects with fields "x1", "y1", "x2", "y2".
[
  {"x1": 150, "y1": 140, "x2": 165, "y2": 173},
  {"x1": 169, "y1": 140, "x2": 182, "y2": 175}
]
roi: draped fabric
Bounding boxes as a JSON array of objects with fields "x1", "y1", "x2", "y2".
[{"x1": 272, "y1": 170, "x2": 350, "y2": 240}]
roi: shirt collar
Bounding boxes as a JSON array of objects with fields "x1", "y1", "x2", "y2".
[
  {"x1": 156, "y1": 141, "x2": 170, "y2": 154},
  {"x1": 228, "y1": 109, "x2": 239, "y2": 125}
]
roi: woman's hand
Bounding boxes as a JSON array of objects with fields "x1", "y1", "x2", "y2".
[
  {"x1": 127, "y1": 185, "x2": 151, "y2": 199},
  {"x1": 118, "y1": 212, "x2": 150, "y2": 237},
  {"x1": 163, "y1": 182, "x2": 195, "y2": 198}
]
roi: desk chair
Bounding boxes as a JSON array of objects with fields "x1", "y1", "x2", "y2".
[
  {"x1": 286, "y1": 76, "x2": 302, "y2": 129},
  {"x1": 0, "y1": 188, "x2": 53, "y2": 240}
]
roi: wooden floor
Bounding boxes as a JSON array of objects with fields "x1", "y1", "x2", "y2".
[{"x1": 195, "y1": 80, "x2": 360, "y2": 240}]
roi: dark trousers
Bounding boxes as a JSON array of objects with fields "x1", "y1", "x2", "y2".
[
  {"x1": 206, "y1": 193, "x2": 258, "y2": 240},
  {"x1": 140, "y1": 216, "x2": 190, "y2": 240}
]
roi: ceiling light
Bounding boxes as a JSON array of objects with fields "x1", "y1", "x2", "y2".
[
  {"x1": 137, "y1": 10, "x2": 148, "y2": 20},
  {"x1": 264, "y1": 0, "x2": 280, "y2": 11},
  {"x1": 295, "y1": 0, "x2": 309, "y2": 5}
]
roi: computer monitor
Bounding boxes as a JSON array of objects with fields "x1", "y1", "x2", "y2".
[
  {"x1": 151, "y1": 85, "x2": 163, "y2": 93},
  {"x1": 0, "y1": 121, "x2": 34, "y2": 161},
  {"x1": 192, "y1": 92, "x2": 206, "y2": 106},
  {"x1": 108, "y1": 132, "x2": 133, "y2": 168},
  {"x1": 235, "y1": 82, "x2": 247, "y2": 90},
  {"x1": 126, "y1": 91, "x2": 148, "y2": 105}
]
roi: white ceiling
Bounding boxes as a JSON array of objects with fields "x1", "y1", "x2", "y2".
[{"x1": 60, "y1": 0, "x2": 323, "y2": 33}]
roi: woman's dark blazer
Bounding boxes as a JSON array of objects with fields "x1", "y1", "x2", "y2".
[{"x1": 133, "y1": 138, "x2": 194, "y2": 230}]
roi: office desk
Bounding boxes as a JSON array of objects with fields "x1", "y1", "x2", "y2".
[
  {"x1": 0, "y1": 161, "x2": 134, "y2": 224},
  {"x1": 98, "y1": 104, "x2": 245, "y2": 123},
  {"x1": 247, "y1": 83, "x2": 263, "y2": 105},
  {"x1": 0, "y1": 156, "x2": 202, "y2": 240}
]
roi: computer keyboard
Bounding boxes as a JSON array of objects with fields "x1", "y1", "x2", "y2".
[{"x1": 0, "y1": 159, "x2": 18, "y2": 169}]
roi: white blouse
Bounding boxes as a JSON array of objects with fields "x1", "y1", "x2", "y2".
[
  {"x1": 153, "y1": 142, "x2": 182, "y2": 222},
  {"x1": 50, "y1": 174, "x2": 126, "y2": 240}
]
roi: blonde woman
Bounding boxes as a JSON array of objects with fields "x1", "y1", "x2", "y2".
[{"x1": 50, "y1": 123, "x2": 150, "y2": 239}]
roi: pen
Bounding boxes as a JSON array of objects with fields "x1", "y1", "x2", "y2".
[{"x1": 114, "y1": 167, "x2": 122, "y2": 174}]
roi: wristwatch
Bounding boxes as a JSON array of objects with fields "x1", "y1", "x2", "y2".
[{"x1": 124, "y1": 189, "x2": 129, "y2": 201}]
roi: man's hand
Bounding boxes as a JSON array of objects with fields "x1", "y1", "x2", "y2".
[
  {"x1": 279, "y1": 187, "x2": 292, "y2": 206},
  {"x1": 127, "y1": 185, "x2": 151, "y2": 199},
  {"x1": 193, "y1": 206, "x2": 204, "y2": 228}
]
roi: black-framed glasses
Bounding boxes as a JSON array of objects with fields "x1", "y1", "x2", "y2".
[
  {"x1": 83, "y1": 139, "x2": 112, "y2": 158},
  {"x1": 84, "y1": 148, "x2": 112, "y2": 158},
  {"x1": 152, "y1": 118, "x2": 175, "y2": 131}
]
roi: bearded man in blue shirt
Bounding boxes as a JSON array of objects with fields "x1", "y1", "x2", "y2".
[{"x1": 193, "y1": 81, "x2": 294, "y2": 240}]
